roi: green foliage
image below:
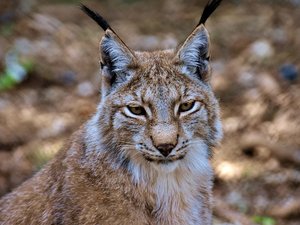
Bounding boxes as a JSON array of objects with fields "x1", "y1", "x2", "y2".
[
  {"x1": 0, "y1": 58, "x2": 34, "y2": 91},
  {"x1": 253, "y1": 216, "x2": 276, "y2": 225},
  {"x1": 0, "y1": 23, "x2": 14, "y2": 37}
]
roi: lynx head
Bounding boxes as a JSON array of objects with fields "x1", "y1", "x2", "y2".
[{"x1": 83, "y1": 1, "x2": 223, "y2": 178}]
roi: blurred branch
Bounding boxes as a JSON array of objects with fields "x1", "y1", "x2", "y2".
[
  {"x1": 214, "y1": 197, "x2": 257, "y2": 225},
  {"x1": 240, "y1": 132, "x2": 300, "y2": 166},
  {"x1": 267, "y1": 197, "x2": 300, "y2": 218}
]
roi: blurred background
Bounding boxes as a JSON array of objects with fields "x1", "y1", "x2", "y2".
[{"x1": 0, "y1": 0, "x2": 299, "y2": 224}]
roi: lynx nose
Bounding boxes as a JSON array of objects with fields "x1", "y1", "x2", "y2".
[{"x1": 156, "y1": 144, "x2": 175, "y2": 157}]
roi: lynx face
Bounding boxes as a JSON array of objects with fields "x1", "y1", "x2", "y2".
[{"x1": 91, "y1": 26, "x2": 222, "y2": 174}]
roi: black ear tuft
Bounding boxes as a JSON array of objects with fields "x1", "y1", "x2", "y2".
[
  {"x1": 80, "y1": 4, "x2": 111, "y2": 31},
  {"x1": 198, "y1": 0, "x2": 223, "y2": 25}
]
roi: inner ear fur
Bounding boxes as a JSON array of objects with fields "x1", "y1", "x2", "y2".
[
  {"x1": 99, "y1": 29, "x2": 138, "y2": 96},
  {"x1": 100, "y1": 29, "x2": 136, "y2": 72},
  {"x1": 175, "y1": 25, "x2": 211, "y2": 82}
]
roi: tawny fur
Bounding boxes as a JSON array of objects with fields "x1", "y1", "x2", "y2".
[{"x1": 0, "y1": 17, "x2": 222, "y2": 225}]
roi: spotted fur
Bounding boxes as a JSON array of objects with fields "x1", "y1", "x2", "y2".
[{"x1": 0, "y1": 2, "x2": 223, "y2": 225}]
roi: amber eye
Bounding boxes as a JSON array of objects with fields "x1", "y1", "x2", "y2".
[
  {"x1": 127, "y1": 105, "x2": 146, "y2": 116},
  {"x1": 179, "y1": 101, "x2": 195, "y2": 113}
]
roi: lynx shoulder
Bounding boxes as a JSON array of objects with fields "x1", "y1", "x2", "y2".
[{"x1": 0, "y1": 1, "x2": 223, "y2": 225}]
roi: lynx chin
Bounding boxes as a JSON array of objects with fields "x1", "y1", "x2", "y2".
[{"x1": 0, "y1": 0, "x2": 223, "y2": 224}]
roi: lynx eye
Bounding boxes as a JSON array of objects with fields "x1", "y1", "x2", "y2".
[
  {"x1": 179, "y1": 101, "x2": 196, "y2": 113},
  {"x1": 127, "y1": 105, "x2": 146, "y2": 116}
]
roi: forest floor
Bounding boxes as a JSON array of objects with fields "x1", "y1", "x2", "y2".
[{"x1": 0, "y1": 0, "x2": 299, "y2": 224}]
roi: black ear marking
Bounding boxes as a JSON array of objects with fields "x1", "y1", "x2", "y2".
[
  {"x1": 198, "y1": 0, "x2": 223, "y2": 25},
  {"x1": 80, "y1": 4, "x2": 111, "y2": 31},
  {"x1": 100, "y1": 62, "x2": 104, "y2": 69}
]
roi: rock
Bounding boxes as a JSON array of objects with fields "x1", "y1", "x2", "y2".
[
  {"x1": 60, "y1": 70, "x2": 77, "y2": 86},
  {"x1": 77, "y1": 81, "x2": 95, "y2": 97},
  {"x1": 256, "y1": 73, "x2": 280, "y2": 96},
  {"x1": 279, "y1": 64, "x2": 298, "y2": 82},
  {"x1": 250, "y1": 40, "x2": 274, "y2": 59},
  {"x1": 238, "y1": 69, "x2": 255, "y2": 88}
]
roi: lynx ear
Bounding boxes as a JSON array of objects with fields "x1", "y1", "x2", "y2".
[
  {"x1": 175, "y1": 25, "x2": 211, "y2": 82},
  {"x1": 175, "y1": 0, "x2": 223, "y2": 82},
  {"x1": 100, "y1": 30, "x2": 135, "y2": 72},
  {"x1": 81, "y1": 4, "x2": 136, "y2": 96},
  {"x1": 100, "y1": 30, "x2": 136, "y2": 94}
]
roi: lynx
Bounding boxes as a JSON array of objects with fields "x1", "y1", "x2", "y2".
[{"x1": 0, "y1": 0, "x2": 223, "y2": 224}]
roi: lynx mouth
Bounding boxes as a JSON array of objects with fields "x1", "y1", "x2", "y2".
[
  {"x1": 143, "y1": 154, "x2": 185, "y2": 164},
  {"x1": 157, "y1": 155, "x2": 185, "y2": 163}
]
